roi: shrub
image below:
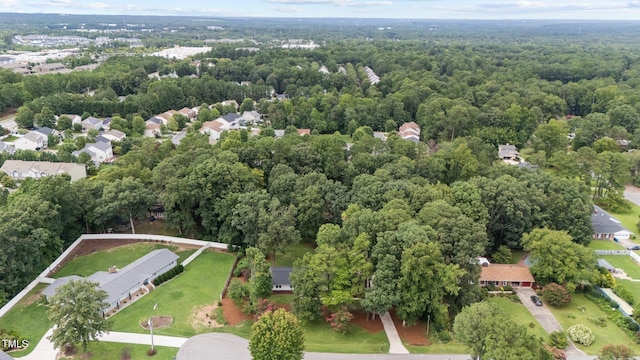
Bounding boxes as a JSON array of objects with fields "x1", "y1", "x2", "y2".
[
  {"x1": 227, "y1": 279, "x2": 250, "y2": 307},
  {"x1": 549, "y1": 330, "x2": 568, "y2": 349},
  {"x1": 542, "y1": 283, "x2": 572, "y2": 307},
  {"x1": 234, "y1": 257, "x2": 250, "y2": 277},
  {"x1": 567, "y1": 324, "x2": 595, "y2": 346},
  {"x1": 614, "y1": 284, "x2": 634, "y2": 305},
  {"x1": 588, "y1": 316, "x2": 608, "y2": 327},
  {"x1": 437, "y1": 331, "x2": 451, "y2": 343},
  {"x1": 326, "y1": 306, "x2": 354, "y2": 334},
  {"x1": 599, "y1": 344, "x2": 634, "y2": 360},
  {"x1": 544, "y1": 344, "x2": 567, "y2": 360}
]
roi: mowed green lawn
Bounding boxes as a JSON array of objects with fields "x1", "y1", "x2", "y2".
[
  {"x1": 489, "y1": 296, "x2": 548, "y2": 340},
  {"x1": 588, "y1": 240, "x2": 626, "y2": 250},
  {"x1": 609, "y1": 205, "x2": 640, "y2": 236},
  {"x1": 616, "y1": 279, "x2": 640, "y2": 305},
  {"x1": 273, "y1": 242, "x2": 314, "y2": 267},
  {"x1": 54, "y1": 242, "x2": 193, "y2": 278},
  {"x1": 0, "y1": 284, "x2": 52, "y2": 358},
  {"x1": 599, "y1": 255, "x2": 640, "y2": 279},
  {"x1": 110, "y1": 251, "x2": 235, "y2": 337},
  {"x1": 547, "y1": 294, "x2": 640, "y2": 354},
  {"x1": 71, "y1": 343, "x2": 177, "y2": 360}
]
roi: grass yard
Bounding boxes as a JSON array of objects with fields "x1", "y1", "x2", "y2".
[
  {"x1": 588, "y1": 240, "x2": 626, "y2": 250},
  {"x1": 0, "y1": 284, "x2": 53, "y2": 358},
  {"x1": 53, "y1": 243, "x2": 190, "y2": 278},
  {"x1": 547, "y1": 293, "x2": 640, "y2": 354},
  {"x1": 273, "y1": 242, "x2": 314, "y2": 267},
  {"x1": 301, "y1": 320, "x2": 389, "y2": 353},
  {"x1": 2, "y1": 135, "x2": 18, "y2": 142},
  {"x1": 406, "y1": 337, "x2": 468, "y2": 354},
  {"x1": 70, "y1": 343, "x2": 177, "y2": 360},
  {"x1": 599, "y1": 255, "x2": 640, "y2": 279},
  {"x1": 616, "y1": 279, "x2": 640, "y2": 305},
  {"x1": 489, "y1": 296, "x2": 549, "y2": 340},
  {"x1": 609, "y1": 205, "x2": 640, "y2": 236},
  {"x1": 110, "y1": 250, "x2": 235, "y2": 337},
  {"x1": 511, "y1": 250, "x2": 526, "y2": 264}
]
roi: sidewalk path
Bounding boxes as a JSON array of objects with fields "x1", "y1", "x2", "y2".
[
  {"x1": 380, "y1": 312, "x2": 409, "y2": 354},
  {"x1": 601, "y1": 288, "x2": 634, "y2": 315},
  {"x1": 99, "y1": 331, "x2": 187, "y2": 347}
]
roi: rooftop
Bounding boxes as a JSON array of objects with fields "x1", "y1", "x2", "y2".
[
  {"x1": 592, "y1": 205, "x2": 628, "y2": 235},
  {"x1": 479, "y1": 264, "x2": 535, "y2": 283}
]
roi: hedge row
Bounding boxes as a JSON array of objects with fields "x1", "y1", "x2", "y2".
[{"x1": 153, "y1": 265, "x2": 184, "y2": 287}]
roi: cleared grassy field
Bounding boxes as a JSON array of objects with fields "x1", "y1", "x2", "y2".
[
  {"x1": 599, "y1": 255, "x2": 640, "y2": 279},
  {"x1": 53, "y1": 243, "x2": 192, "y2": 278},
  {"x1": 547, "y1": 294, "x2": 640, "y2": 354},
  {"x1": 109, "y1": 251, "x2": 235, "y2": 337}
]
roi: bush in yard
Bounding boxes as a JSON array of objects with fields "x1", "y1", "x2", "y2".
[
  {"x1": 596, "y1": 268, "x2": 616, "y2": 289},
  {"x1": 614, "y1": 284, "x2": 634, "y2": 305},
  {"x1": 549, "y1": 330, "x2": 568, "y2": 349},
  {"x1": 598, "y1": 344, "x2": 634, "y2": 360},
  {"x1": 567, "y1": 324, "x2": 595, "y2": 346},
  {"x1": 234, "y1": 257, "x2": 250, "y2": 277},
  {"x1": 326, "y1": 306, "x2": 354, "y2": 334},
  {"x1": 228, "y1": 279, "x2": 250, "y2": 307},
  {"x1": 588, "y1": 316, "x2": 608, "y2": 327},
  {"x1": 544, "y1": 344, "x2": 567, "y2": 360},
  {"x1": 542, "y1": 283, "x2": 572, "y2": 307}
]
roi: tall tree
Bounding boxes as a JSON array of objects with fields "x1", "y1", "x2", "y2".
[
  {"x1": 250, "y1": 309, "x2": 304, "y2": 360},
  {"x1": 96, "y1": 177, "x2": 155, "y2": 234},
  {"x1": 47, "y1": 279, "x2": 110, "y2": 352},
  {"x1": 257, "y1": 198, "x2": 300, "y2": 263}
]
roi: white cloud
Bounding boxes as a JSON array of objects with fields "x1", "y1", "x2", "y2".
[
  {"x1": 0, "y1": 0, "x2": 16, "y2": 6},
  {"x1": 271, "y1": 5, "x2": 304, "y2": 11}
]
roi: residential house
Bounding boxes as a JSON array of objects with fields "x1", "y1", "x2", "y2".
[
  {"x1": 0, "y1": 141, "x2": 15, "y2": 154},
  {"x1": 498, "y1": 144, "x2": 521, "y2": 164},
  {"x1": 399, "y1": 122, "x2": 420, "y2": 143},
  {"x1": 0, "y1": 160, "x2": 86, "y2": 181},
  {"x1": 144, "y1": 117, "x2": 163, "y2": 137},
  {"x1": 43, "y1": 249, "x2": 179, "y2": 314},
  {"x1": 33, "y1": 127, "x2": 58, "y2": 140},
  {"x1": 178, "y1": 107, "x2": 196, "y2": 119},
  {"x1": 13, "y1": 132, "x2": 47, "y2": 151},
  {"x1": 73, "y1": 140, "x2": 114, "y2": 164},
  {"x1": 102, "y1": 117, "x2": 112, "y2": 130},
  {"x1": 157, "y1": 110, "x2": 179, "y2": 124},
  {"x1": 297, "y1": 128, "x2": 311, "y2": 136},
  {"x1": 241, "y1": 110, "x2": 263, "y2": 125},
  {"x1": 81, "y1": 116, "x2": 103, "y2": 131},
  {"x1": 200, "y1": 119, "x2": 231, "y2": 141},
  {"x1": 221, "y1": 100, "x2": 238, "y2": 111},
  {"x1": 592, "y1": 205, "x2": 633, "y2": 241},
  {"x1": 479, "y1": 264, "x2": 535, "y2": 288},
  {"x1": 373, "y1": 132, "x2": 387, "y2": 141},
  {"x1": 171, "y1": 129, "x2": 188, "y2": 146},
  {"x1": 100, "y1": 129, "x2": 127, "y2": 142},
  {"x1": 221, "y1": 113, "x2": 243, "y2": 129},
  {"x1": 271, "y1": 267, "x2": 293, "y2": 292},
  {"x1": 364, "y1": 66, "x2": 380, "y2": 84},
  {"x1": 58, "y1": 114, "x2": 82, "y2": 126}
]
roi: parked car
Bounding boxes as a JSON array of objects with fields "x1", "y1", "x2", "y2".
[
  {"x1": 627, "y1": 245, "x2": 640, "y2": 251},
  {"x1": 530, "y1": 295, "x2": 543, "y2": 306}
]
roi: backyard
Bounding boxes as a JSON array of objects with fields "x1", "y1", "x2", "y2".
[
  {"x1": 53, "y1": 242, "x2": 196, "y2": 278},
  {"x1": 109, "y1": 250, "x2": 235, "y2": 337},
  {"x1": 588, "y1": 240, "x2": 626, "y2": 250},
  {"x1": 547, "y1": 293, "x2": 640, "y2": 354},
  {"x1": 616, "y1": 279, "x2": 640, "y2": 305},
  {"x1": 609, "y1": 204, "x2": 640, "y2": 236},
  {"x1": 598, "y1": 255, "x2": 640, "y2": 279},
  {"x1": 0, "y1": 284, "x2": 52, "y2": 358},
  {"x1": 272, "y1": 242, "x2": 314, "y2": 267}
]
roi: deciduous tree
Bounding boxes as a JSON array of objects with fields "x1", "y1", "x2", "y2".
[{"x1": 250, "y1": 309, "x2": 304, "y2": 360}]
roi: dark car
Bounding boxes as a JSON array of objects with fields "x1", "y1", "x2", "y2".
[
  {"x1": 628, "y1": 245, "x2": 640, "y2": 251},
  {"x1": 530, "y1": 295, "x2": 543, "y2": 306}
]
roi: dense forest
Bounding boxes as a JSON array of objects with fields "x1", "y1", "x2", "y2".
[{"x1": 1, "y1": 18, "x2": 640, "y2": 351}]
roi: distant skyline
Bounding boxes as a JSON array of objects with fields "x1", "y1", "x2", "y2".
[{"x1": 2, "y1": 0, "x2": 640, "y2": 20}]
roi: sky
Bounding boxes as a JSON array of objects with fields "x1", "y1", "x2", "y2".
[{"x1": 2, "y1": 0, "x2": 640, "y2": 20}]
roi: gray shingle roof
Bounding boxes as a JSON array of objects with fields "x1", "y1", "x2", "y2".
[
  {"x1": 271, "y1": 267, "x2": 292, "y2": 287},
  {"x1": 87, "y1": 249, "x2": 178, "y2": 306},
  {"x1": 42, "y1": 275, "x2": 83, "y2": 298},
  {"x1": 592, "y1": 205, "x2": 626, "y2": 235}
]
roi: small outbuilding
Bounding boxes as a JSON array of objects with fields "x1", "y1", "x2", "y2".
[{"x1": 271, "y1": 267, "x2": 293, "y2": 292}]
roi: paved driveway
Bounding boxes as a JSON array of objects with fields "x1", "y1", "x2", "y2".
[{"x1": 515, "y1": 288, "x2": 584, "y2": 357}]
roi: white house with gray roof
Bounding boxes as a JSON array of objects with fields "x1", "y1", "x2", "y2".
[
  {"x1": 271, "y1": 267, "x2": 293, "y2": 292},
  {"x1": 13, "y1": 132, "x2": 47, "y2": 151},
  {"x1": 592, "y1": 205, "x2": 633, "y2": 241},
  {"x1": 43, "y1": 249, "x2": 179, "y2": 314},
  {"x1": 72, "y1": 140, "x2": 113, "y2": 164},
  {"x1": 0, "y1": 160, "x2": 86, "y2": 181}
]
